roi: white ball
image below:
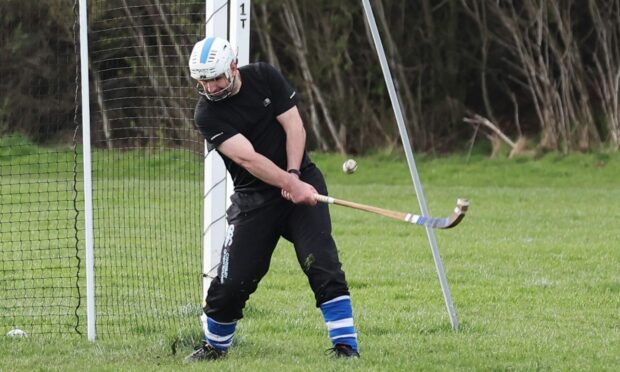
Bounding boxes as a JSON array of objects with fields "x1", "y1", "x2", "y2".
[
  {"x1": 7, "y1": 328, "x2": 28, "y2": 337},
  {"x1": 342, "y1": 159, "x2": 358, "y2": 174}
]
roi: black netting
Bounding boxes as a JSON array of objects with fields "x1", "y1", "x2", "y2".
[
  {"x1": 0, "y1": 0, "x2": 83, "y2": 335},
  {"x1": 1, "y1": 0, "x2": 208, "y2": 337},
  {"x1": 0, "y1": 138, "x2": 83, "y2": 335},
  {"x1": 87, "y1": 0, "x2": 205, "y2": 336}
]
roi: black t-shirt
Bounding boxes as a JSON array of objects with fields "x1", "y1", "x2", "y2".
[{"x1": 194, "y1": 62, "x2": 311, "y2": 197}]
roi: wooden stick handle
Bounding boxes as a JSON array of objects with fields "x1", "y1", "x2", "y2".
[{"x1": 314, "y1": 194, "x2": 409, "y2": 222}]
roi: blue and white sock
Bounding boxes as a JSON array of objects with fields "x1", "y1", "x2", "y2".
[
  {"x1": 200, "y1": 313, "x2": 236, "y2": 351},
  {"x1": 320, "y1": 295, "x2": 358, "y2": 352}
]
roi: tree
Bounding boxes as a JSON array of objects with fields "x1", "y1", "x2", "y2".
[{"x1": 0, "y1": 1, "x2": 76, "y2": 142}]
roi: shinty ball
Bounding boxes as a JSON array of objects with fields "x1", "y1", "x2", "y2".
[
  {"x1": 6, "y1": 328, "x2": 28, "y2": 337},
  {"x1": 342, "y1": 159, "x2": 358, "y2": 174}
]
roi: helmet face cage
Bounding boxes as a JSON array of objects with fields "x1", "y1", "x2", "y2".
[
  {"x1": 194, "y1": 75, "x2": 236, "y2": 101},
  {"x1": 189, "y1": 37, "x2": 237, "y2": 101}
]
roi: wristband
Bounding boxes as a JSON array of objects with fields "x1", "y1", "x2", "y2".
[{"x1": 287, "y1": 169, "x2": 301, "y2": 177}]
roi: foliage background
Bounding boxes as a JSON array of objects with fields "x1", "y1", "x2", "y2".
[{"x1": 2, "y1": 0, "x2": 620, "y2": 154}]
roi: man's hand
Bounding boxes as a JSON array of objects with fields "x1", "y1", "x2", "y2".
[
  {"x1": 216, "y1": 134, "x2": 317, "y2": 205},
  {"x1": 281, "y1": 173, "x2": 317, "y2": 206}
]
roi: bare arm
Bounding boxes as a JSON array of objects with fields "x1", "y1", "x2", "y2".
[
  {"x1": 217, "y1": 133, "x2": 317, "y2": 205},
  {"x1": 277, "y1": 106, "x2": 306, "y2": 172}
]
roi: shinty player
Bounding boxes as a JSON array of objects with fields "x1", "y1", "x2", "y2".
[{"x1": 184, "y1": 37, "x2": 360, "y2": 362}]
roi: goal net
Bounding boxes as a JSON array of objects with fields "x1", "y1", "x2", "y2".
[
  {"x1": 1, "y1": 0, "x2": 209, "y2": 337},
  {"x1": 82, "y1": 0, "x2": 207, "y2": 337},
  {"x1": 0, "y1": 137, "x2": 82, "y2": 335},
  {"x1": 0, "y1": 1, "x2": 83, "y2": 335}
]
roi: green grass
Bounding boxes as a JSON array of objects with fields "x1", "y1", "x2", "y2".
[{"x1": 1, "y1": 148, "x2": 619, "y2": 371}]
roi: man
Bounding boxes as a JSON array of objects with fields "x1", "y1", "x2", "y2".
[{"x1": 184, "y1": 37, "x2": 359, "y2": 362}]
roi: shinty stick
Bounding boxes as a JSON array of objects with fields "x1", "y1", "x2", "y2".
[{"x1": 314, "y1": 194, "x2": 469, "y2": 229}]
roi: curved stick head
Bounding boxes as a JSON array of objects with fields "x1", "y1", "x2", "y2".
[
  {"x1": 455, "y1": 199, "x2": 469, "y2": 213},
  {"x1": 443, "y1": 199, "x2": 469, "y2": 229}
]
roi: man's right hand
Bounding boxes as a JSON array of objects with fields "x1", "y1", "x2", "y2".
[{"x1": 282, "y1": 174, "x2": 318, "y2": 206}]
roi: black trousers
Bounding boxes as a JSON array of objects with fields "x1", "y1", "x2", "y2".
[{"x1": 204, "y1": 165, "x2": 350, "y2": 322}]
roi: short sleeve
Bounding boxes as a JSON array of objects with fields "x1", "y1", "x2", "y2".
[
  {"x1": 258, "y1": 62, "x2": 298, "y2": 115},
  {"x1": 194, "y1": 98, "x2": 238, "y2": 149}
]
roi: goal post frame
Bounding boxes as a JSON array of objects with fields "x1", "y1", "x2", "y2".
[
  {"x1": 77, "y1": 0, "x2": 252, "y2": 341},
  {"x1": 78, "y1": 0, "x2": 96, "y2": 342},
  {"x1": 202, "y1": 0, "x2": 252, "y2": 302},
  {"x1": 75, "y1": 0, "x2": 456, "y2": 339}
]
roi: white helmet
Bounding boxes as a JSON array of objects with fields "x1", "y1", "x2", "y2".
[{"x1": 189, "y1": 37, "x2": 237, "y2": 101}]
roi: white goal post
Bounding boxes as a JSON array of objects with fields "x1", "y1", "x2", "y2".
[
  {"x1": 78, "y1": 0, "x2": 95, "y2": 342},
  {"x1": 202, "y1": 0, "x2": 251, "y2": 302}
]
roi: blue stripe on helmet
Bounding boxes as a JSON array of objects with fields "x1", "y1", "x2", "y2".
[{"x1": 200, "y1": 37, "x2": 215, "y2": 64}]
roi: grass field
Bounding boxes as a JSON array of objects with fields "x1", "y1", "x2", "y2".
[{"x1": 1, "y1": 148, "x2": 619, "y2": 371}]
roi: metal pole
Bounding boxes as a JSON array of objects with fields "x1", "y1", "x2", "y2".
[
  {"x1": 78, "y1": 0, "x2": 96, "y2": 341},
  {"x1": 360, "y1": 0, "x2": 459, "y2": 331}
]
